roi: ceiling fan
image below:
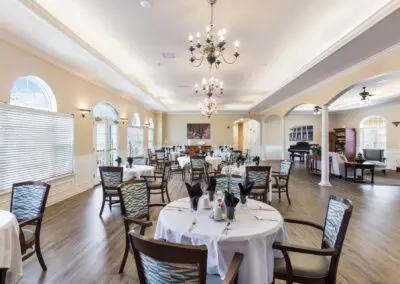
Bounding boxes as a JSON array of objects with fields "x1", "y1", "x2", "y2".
[{"x1": 359, "y1": 86, "x2": 373, "y2": 104}]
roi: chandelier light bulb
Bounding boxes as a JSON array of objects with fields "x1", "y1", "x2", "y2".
[
  {"x1": 196, "y1": 32, "x2": 201, "y2": 38},
  {"x1": 219, "y1": 35, "x2": 225, "y2": 42},
  {"x1": 188, "y1": 34, "x2": 194, "y2": 42},
  {"x1": 222, "y1": 28, "x2": 227, "y2": 35},
  {"x1": 194, "y1": 84, "x2": 199, "y2": 88},
  {"x1": 206, "y1": 25, "x2": 211, "y2": 32}
]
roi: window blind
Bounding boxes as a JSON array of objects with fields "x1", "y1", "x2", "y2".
[{"x1": 0, "y1": 103, "x2": 74, "y2": 191}]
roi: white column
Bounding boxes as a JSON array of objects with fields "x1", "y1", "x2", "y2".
[
  {"x1": 319, "y1": 104, "x2": 332, "y2": 187},
  {"x1": 281, "y1": 116, "x2": 286, "y2": 160}
]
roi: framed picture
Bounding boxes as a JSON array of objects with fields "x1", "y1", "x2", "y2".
[{"x1": 187, "y1": 123, "x2": 211, "y2": 139}]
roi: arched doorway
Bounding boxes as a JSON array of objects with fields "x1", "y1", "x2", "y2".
[
  {"x1": 233, "y1": 118, "x2": 261, "y2": 157},
  {"x1": 93, "y1": 102, "x2": 119, "y2": 168}
]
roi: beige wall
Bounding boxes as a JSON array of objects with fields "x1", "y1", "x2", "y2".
[
  {"x1": 0, "y1": 39, "x2": 157, "y2": 208},
  {"x1": 164, "y1": 114, "x2": 262, "y2": 146}
]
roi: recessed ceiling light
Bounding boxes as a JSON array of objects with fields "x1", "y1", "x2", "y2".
[{"x1": 140, "y1": 1, "x2": 152, "y2": 9}]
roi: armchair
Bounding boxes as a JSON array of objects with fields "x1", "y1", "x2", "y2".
[
  {"x1": 363, "y1": 149, "x2": 386, "y2": 174},
  {"x1": 142, "y1": 162, "x2": 171, "y2": 203}
]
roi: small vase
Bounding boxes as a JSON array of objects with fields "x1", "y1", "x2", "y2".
[
  {"x1": 240, "y1": 195, "x2": 248, "y2": 207},
  {"x1": 226, "y1": 206, "x2": 236, "y2": 221},
  {"x1": 208, "y1": 190, "x2": 215, "y2": 202},
  {"x1": 190, "y1": 197, "x2": 199, "y2": 212},
  {"x1": 128, "y1": 162, "x2": 133, "y2": 168}
]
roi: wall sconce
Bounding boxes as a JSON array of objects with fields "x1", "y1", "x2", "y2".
[
  {"x1": 144, "y1": 121, "x2": 150, "y2": 128},
  {"x1": 392, "y1": 121, "x2": 400, "y2": 127},
  {"x1": 120, "y1": 118, "x2": 128, "y2": 124},
  {"x1": 79, "y1": 108, "x2": 91, "y2": 118}
]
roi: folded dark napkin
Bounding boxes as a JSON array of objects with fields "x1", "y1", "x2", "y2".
[
  {"x1": 206, "y1": 177, "x2": 216, "y2": 192},
  {"x1": 210, "y1": 150, "x2": 214, "y2": 157},
  {"x1": 224, "y1": 191, "x2": 239, "y2": 207},
  {"x1": 238, "y1": 181, "x2": 255, "y2": 196},
  {"x1": 185, "y1": 182, "x2": 203, "y2": 198}
]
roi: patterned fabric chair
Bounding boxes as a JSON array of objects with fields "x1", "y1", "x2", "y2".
[
  {"x1": 273, "y1": 195, "x2": 353, "y2": 283},
  {"x1": 190, "y1": 156, "x2": 206, "y2": 184},
  {"x1": 99, "y1": 166, "x2": 123, "y2": 216},
  {"x1": 245, "y1": 166, "x2": 271, "y2": 203},
  {"x1": 132, "y1": 157, "x2": 148, "y2": 165},
  {"x1": 10, "y1": 181, "x2": 51, "y2": 271},
  {"x1": 169, "y1": 159, "x2": 185, "y2": 181},
  {"x1": 272, "y1": 160, "x2": 293, "y2": 205},
  {"x1": 155, "y1": 150, "x2": 166, "y2": 170},
  {"x1": 148, "y1": 149, "x2": 157, "y2": 167},
  {"x1": 118, "y1": 180, "x2": 166, "y2": 273},
  {"x1": 215, "y1": 174, "x2": 243, "y2": 198},
  {"x1": 142, "y1": 162, "x2": 171, "y2": 203},
  {"x1": 129, "y1": 232, "x2": 244, "y2": 284}
]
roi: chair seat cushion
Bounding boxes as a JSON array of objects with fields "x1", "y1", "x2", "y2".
[
  {"x1": 22, "y1": 228, "x2": 34, "y2": 244},
  {"x1": 251, "y1": 188, "x2": 265, "y2": 195},
  {"x1": 105, "y1": 189, "x2": 119, "y2": 196},
  {"x1": 364, "y1": 161, "x2": 386, "y2": 169},
  {"x1": 274, "y1": 252, "x2": 330, "y2": 279},
  {"x1": 273, "y1": 180, "x2": 287, "y2": 188},
  {"x1": 148, "y1": 181, "x2": 162, "y2": 189}
]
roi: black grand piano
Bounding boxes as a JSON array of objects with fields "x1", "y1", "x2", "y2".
[{"x1": 288, "y1": 142, "x2": 313, "y2": 162}]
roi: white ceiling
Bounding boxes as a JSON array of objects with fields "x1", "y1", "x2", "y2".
[{"x1": 1, "y1": 0, "x2": 399, "y2": 113}]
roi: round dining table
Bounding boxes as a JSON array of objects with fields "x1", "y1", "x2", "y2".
[
  {"x1": 154, "y1": 197, "x2": 287, "y2": 284},
  {"x1": 123, "y1": 165, "x2": 155, "y2": 181},
  {"x1": 0, "y1": 210, "x2": 22, "y2": 284},
  {"x1": 177, "y1": 156, "x2": 223, "y2": 170}
]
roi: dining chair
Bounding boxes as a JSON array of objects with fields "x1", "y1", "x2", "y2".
[
  {"x1": 169, "y1": 159, "x2": 185, "y2": 181},
  {"x1": 272, "y1": 160, "x2": 293, "y2": 205},
  {"x1": 129, "y1": 232, "x2": 244, "y2": 284},
  {"x1": 148, "y1": 149, "x2": 157, "y2": 167},
  {"x1": 273, "y1": 195, "x2": 353, "y2": 284},
  {"x1": 190, "y1": 156, "x2": 206, "y2": 184},
  {"x1": 132, "y1": 156, "x2": 148, "y2": 165},
  {"x1": 214, "y1": 174, "x2": 243, "y2": 197},
  {"x1": 117, "y1": 180, "x2": 166, "y2": 273},
  {"x1": 99, "y1": 166, "x2": 123, "y2": 216},
  {"x1": 245, "y1": 166, "x2": 271, "y2": 203},
  {"x1": 142, "y1": 162, "x2": 171, "y2": 203},
  {"x1": 10, "y1": 181, "x2": 51, "y2": 271},
  {"x1": 155, "y1": 150, "x2": 166, "y2": 170}
]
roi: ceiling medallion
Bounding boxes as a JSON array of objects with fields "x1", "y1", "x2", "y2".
[
  {"x1": 188, "y1": 0, "x2": 240, "y2": 68},
  {"x1": 359, "y1": 86, "x2": 373, "y2": 104},
  {"x1": 194, "y1": 76, "x2": 224, "y2": 96},
  {"x1": 200, "y1": 96, "x2": 217, "y2": 118}
]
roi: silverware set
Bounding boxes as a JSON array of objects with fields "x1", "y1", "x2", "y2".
[
  {"x1": 188, "y1": 219, "x2": 197, "y2": 232},
  {"x1": 253, "y1": 216, "x2": 278, "y2": 221},
  {"x1": 221, "y1": 222, "x2": 231, "y2": 235}
]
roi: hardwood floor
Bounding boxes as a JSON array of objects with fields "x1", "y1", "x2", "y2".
[{"x1": 20, "y1": 162, "x2": 400, "y2": 283}]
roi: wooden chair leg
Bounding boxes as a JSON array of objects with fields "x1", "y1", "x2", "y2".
[
  {"x1": 161, "y1": 190, "x2": 165, "y2": 203},
  {"x1": 165, "y1": 187, "x2": 171, "y2": 203},
  {"x1": 35, "y1": 225, "x2": 47, "y2": 271},
  {"x1": 286, "y1": 188, "x2": 291, "y2": 205},
  {"x1": 109, "y1": 196, "x2": 112, "y2": 211},
  {"x1": 278, "y1": 188, "x2": 281, "y2": 201},
  {"x1": 119, "y1": 233, "x2": 129, "y2": 273},
  {"x1": 99, "y1": 195, "x2": 105, "y2": 216},
  {"x1": 0, "y1": 268, "x2": 7, "y2": 284}
]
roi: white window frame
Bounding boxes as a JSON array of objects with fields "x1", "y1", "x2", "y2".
[{"x1": 360, "y1": 116, "x2": 387, "y2": 151}]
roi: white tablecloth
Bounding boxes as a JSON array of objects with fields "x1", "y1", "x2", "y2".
[
  {"x1": 177, "y1": 156, "x2": 223, "y2": 170},
  {"x1": 0, "y1": 210, "x2": 22, "y2": 284},
  {"x1": 169, "y1": 151, "x2": 181, "y2": 162},
  {"x1": 154, "y1": 198, "x2": 287, "y2": 284},
  {"x1": 124, "y1": 165, "x2": 155, "y2": 181},
  {"x1": 221, "y1": 165, "x2": 274, "y2": 203}
]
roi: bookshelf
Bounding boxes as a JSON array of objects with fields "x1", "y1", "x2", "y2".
[{"x1": 332, "y1": 128, "x2": 356, "y2": 160}]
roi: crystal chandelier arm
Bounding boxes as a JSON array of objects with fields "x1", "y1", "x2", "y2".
[{"x1": 191, "y1": 53, "x2": 206, "y2": 68}]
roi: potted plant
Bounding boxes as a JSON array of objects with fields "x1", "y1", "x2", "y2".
[
  {"x1": 115, "y1": 157, "x2": 122, "y2": 167},
  {"x1": 252, "y1": 156, "x2": 260, "y2": 166},
  {"x1": 355, "y1": 152, "x2": 366, "y2": 164},
  {"x1": 311, "y1": 145, "x2": 322, "y2": 159}
]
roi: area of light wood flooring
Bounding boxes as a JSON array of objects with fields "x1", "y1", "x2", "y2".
[{"x1": 19, "y1": 162, "x2": 400, "y2": 284}]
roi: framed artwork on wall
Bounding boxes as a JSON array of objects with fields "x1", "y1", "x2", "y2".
[
  {"x1": 187, "y1": 123, "x2": 211, "y2": 139},
  {"x1": 289, "y1": 125, "x2": 313, "y2": 141}
]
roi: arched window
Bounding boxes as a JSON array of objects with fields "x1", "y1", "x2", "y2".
[
  {"x1": 10, "y1": 76, "x2": 57, "y2": 112},
  {"x1": 93, "y1": 102, "x2": 119, "y2": 121},
  {"x1": 132, "y1": 112, "x2": 141, "y2": 126},
  {"x1": 360, "y1": 116, "x2": 387, "y2": 150}
]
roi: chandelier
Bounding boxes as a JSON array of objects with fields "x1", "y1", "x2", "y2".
[
  {"x1": 188, "y1": 0, "x2": 240, "y2": 68},
  {"x1": 194, "y1": 76, "x2": 224, "y2": 96},
  {"x1": 200, "y1": 96, "x2": 217, "y2": 118}
]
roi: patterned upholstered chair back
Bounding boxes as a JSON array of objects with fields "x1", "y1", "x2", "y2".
[
  {"x1": 11, "y1": 182, "x2": 51, "y2": 223},
  {"x1": 129, "y1": 232, "x2": 208, "y2": 284},
  {"x1": 132, "y1": 157, "x2": 148, "y2": 165},
  {"x1": 99, "y1": 166, "x2": 123, "y2": 189},
  {"x1": 322, "y1": 196, "x2": 353, "y2": 250},
  {"x1": 279, "y1": 160, "x2": 292, "y2": 175},
  {"x1": 191, "y1": 156, "x2": 205, "y2": 170},
  {"x1": 215, "y1": 175, "x2": 242, "y2": 197},
  {"x1": 155, "y1": 150, "x2": 166, "y2": 161},
  {"x1": 118, "y1": 181, "x2": 149, "y2": 219},
  {"x1": 245, "y1": 166, "x2": 271, "y2": 188}
]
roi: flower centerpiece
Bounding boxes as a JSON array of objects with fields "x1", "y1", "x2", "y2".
[
  {"x1": 252, "y1": 156, "x2": 260, "y2": 166},
  {"x1": 355, "y1": 152, "x2": 366, "y2": 164}
]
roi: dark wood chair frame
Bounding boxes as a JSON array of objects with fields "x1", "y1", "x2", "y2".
[
  {"x1": 10, "y1": 181, "x2": 51, "y2": 271},
  {"x1": 142, "y1": 162, "x2": 171, "y2": 203},
  {"x1": 190, "y1": 156, "x2": 206, "y2": 184},
  {"x1": 169, "y1": 158, "x2": 185, "y2": 181},
  {"x1": 147, "y1": 149, "x2": 156, "y2": 166},
  {"x1": 155, "y1": 150, "x2": 166, "y2": 170},
  {"x1": 245, "y1": 166, "x2": 271, "y2": 203},
  {"x1": 99, "y1": 166, "x2": 123, "y2": 216},
  {"x1": 272, "y1": 160, "x2": 293, "y2": 205},
  {"x1": 273, "y1": 195, "x2": 354, "y2": 284},
  {"x1": 117, "y1": 179, "x2": 166, "y2": 273},
  {"x1": 0, "y1": 268, "x2": 6, "y2": 284},
  {"x1": 129, "y1": 232, "x2": 244, "y2": 284}
]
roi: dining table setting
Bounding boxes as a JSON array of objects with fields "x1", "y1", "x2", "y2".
[
  {"x1": 123, "y1": 165, "x2": 155, "y2": 181},
  {"x1": 154, "y1": 181, "x2": 288, "y2": 284},
  {"x1": 0, "y1": 210, "x2": 22, "y2": 284}
]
